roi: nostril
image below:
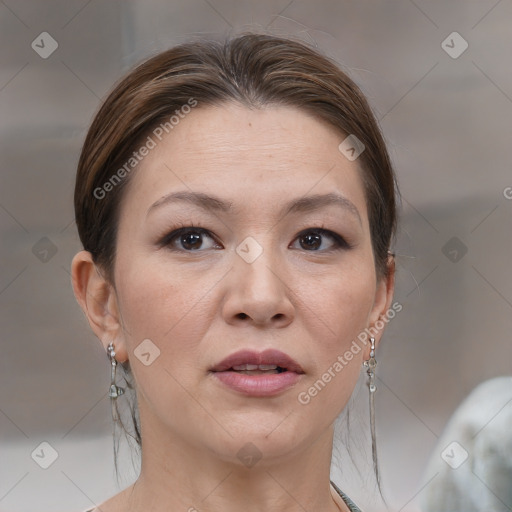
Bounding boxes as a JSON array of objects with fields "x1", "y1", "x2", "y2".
[{"x1": 237, "y1": 313, "x2": 248, "y2": 319}]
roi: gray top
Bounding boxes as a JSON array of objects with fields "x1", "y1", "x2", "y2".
[{"x1": 83, "y1": 481, "x2": 361, "y2": 512}]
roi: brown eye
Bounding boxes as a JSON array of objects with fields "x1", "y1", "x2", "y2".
[
  {"x1": 161, "y1": 227, "x2": 221, "y2": 252},
  {"x1": 179, "y1": 231, "x2": 204, "y2": 250},
  {"x1": 293, "y1": 229, "x2": 350, "y2": 252},
  {"x1": 299, "y1": 232, "x2": 322, "y2": 250}
]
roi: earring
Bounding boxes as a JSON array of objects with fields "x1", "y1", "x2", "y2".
[
  {"x1": 363, "y1": 336, "x2": 377, "y2": 393},
  {"x1": 107, "y1": 341, "x2": 125, "y2": 400},
  {"x1": 363, "y1": 337, "x2": 380, "y2": 484}
]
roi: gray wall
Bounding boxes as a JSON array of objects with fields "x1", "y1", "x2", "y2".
[{"x1": 1, "y1": 1, "x2": 511, "y2": 511}]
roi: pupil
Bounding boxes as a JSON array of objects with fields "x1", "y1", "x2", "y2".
[
  {"x1": 182, "y1": 232, "x2": 202, "y2": 250},
  {"x1": 302, "y1": 233, "x2": 321, "y2": 250}
]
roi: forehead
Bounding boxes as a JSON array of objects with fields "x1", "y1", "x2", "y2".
[{"x1": 123, "y1": 103, "x2": 368, "y2": 220}]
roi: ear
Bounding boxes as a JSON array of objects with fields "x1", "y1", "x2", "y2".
[
  {"x1": 366, "y1": 253, "x2": 396, "y2": 356},
  {"x1": 71, "y1": 250, "x2": 128, "y2": 362}
]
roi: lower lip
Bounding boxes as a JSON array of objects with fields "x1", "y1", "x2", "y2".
[{"x1": 211, "y1": 371, "x2": 303, "y2": 397}]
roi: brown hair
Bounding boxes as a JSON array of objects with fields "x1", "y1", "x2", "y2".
[{"x1": 74, "y1": 32, "x2": 398, "y2": 487}]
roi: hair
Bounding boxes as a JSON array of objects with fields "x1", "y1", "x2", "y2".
[{"x1": 74, "y1": 33, "x2": 399, "y2": 492}]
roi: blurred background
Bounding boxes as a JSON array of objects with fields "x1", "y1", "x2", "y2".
[{"x1": 1, "y1": 1, "x2": 511, "y2": 511}]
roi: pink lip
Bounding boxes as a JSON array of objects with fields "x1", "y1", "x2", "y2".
[
  {"x1": 210, "y1": 348, "x2": 304, "y2": 373},
  {"x1": 210, "y1": 349, "x2": 305, "y2": 397}
]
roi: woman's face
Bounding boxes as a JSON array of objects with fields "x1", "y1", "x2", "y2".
[{"x1": 110, "y1": 103, "x2": 392, "y2": 464}]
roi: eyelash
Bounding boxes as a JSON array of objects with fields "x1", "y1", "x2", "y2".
[{"x1": 158, "y1": 223, "x2": 351, "y2": 253}]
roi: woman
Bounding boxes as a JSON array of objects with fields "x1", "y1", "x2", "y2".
[{"x1": 71, "y1": 33, "x2": 398, "y2": 512}]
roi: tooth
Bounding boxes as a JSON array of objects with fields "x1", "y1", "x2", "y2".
[
  {"x1": 258, "y1": 364, "x2": 278, "y2": 370},
  {"x1": 232, "y1": 364, "x2": 259, "y2": 371},
  {"x1": 242, "y1": 370, "x2": 279, "y2": 375},
  {"x1": 231, "y1": 364, "x2": 280, "y2": 371}
]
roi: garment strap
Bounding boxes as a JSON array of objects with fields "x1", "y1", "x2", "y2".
[{"x1": 330, "y1": 480, "x2": 363, "y2": 512}]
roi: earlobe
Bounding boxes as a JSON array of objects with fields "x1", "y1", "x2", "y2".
[{"x1": 70, "y1": 251, "x2": 128, "y2": 362}]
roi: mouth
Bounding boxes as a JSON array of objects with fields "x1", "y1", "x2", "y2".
[
  {"x1": 209, "y1": 349, "x2": 304, "y2": 397},
  {"x1": 210, "y1": 348, "x2": 305, "y2": 375},
  {"x1": 228, "y1": 363, "x2": 288, "y2": 375}
]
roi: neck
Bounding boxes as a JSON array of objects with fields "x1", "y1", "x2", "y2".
[{"x1": 119, "y1": 401, "x2": 344, "y2": 512}]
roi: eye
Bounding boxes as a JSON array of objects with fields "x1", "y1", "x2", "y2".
[
  {"x1": 291, "y1": 228, "x2": 350, "y2": 252},
  {"x1": 159, "y1": 225, "x2": 350, "y2": 253},
  {"x1": 159, "y1": 225, "x2": 221, "y2": 252}
]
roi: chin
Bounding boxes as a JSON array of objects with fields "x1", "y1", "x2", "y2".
[{"x1": 205, "y1": 422, "x2": 313, "y2": 466}]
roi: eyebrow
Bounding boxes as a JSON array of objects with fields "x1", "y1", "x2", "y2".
[{"x1": 147, "y1": 190, "x2": 361, "y2": 224}]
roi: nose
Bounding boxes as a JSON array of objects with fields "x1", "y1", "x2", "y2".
[{"x1": 221, "y1": 243, "x2": 295, "y2": 329}]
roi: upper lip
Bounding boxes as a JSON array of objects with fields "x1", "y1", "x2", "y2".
[{"x1": 210, "y1": 349, "x2": 305, "y2": 373}]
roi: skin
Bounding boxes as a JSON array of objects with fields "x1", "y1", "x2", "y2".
[{"x1": 72, "y1": 103, "x2": 395, "y2": 512}]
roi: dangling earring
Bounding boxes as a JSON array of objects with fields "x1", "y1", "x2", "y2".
[
  {"x1": 107, "y1": 342, "x2": 124, "y2": 420},
  {"x1": 364, "y1": 336, "x2": 377, "y2": 393},
  {"x1": 363, "y1": 337, "x2": 380, "y2": 484}
]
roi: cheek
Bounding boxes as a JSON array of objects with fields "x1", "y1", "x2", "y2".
[
  {"x1": 113, "y1": 258, "x2": 218, "y2": 412},
  {"x1": 292, "y1": 259, "x2": 376, "y2": 407},
  {"x1": 297, "y1": 262, "x2": 376, "y2": 345},
  {"x1": 114, "y1": 255, "x2": 217, "y2": 357},
  {"x1": 293, "y1": 270, "x2": 374, "y2": 415}
]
